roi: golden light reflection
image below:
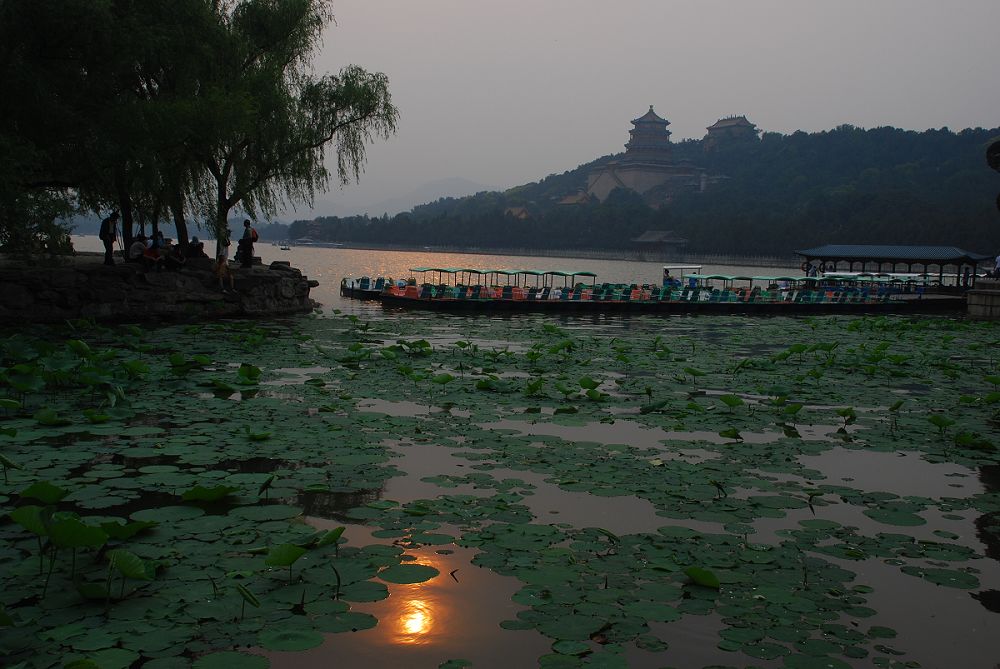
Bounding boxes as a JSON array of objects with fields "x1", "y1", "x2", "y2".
[
  {"x1": 403, "y1": 600, "x2": 431, "y2": 634},
  {"x1": 386, "y1": 552, "x2": 450, "y2": 646},
  {"x1": 395, "y1": 597, "x2": 434, "y2": 644}
]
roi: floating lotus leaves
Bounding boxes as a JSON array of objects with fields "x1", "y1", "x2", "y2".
[
  {"x1": 101, "y1": 520, "x2": 157, "y2": 541},
  {"x1": 314, "y1": 610, "x2": 378, "y2": 633},
  {"x1": 132, "y1": 506, "x2": 205, "y2": 523},
  {"x1": 377, "y1": 563, "x2": 440, "y2": 584},
  {"x1": 258, "y1": 627, "x2": 325, "y2": 651},
  {"x1": 193, "y1": 651, "x2": 269, "y2": 669},
  {"x1": 536, "y1": 613, "x2": 605, "y2": 641},
  {"x1": 230, "y1": 505, "x2": 302, "y2": 521},
  {"x1": 65, "y1": 648, "x2": 140, "y2": 669},
  {"x1": 181, "y1": 485, "x2": 238, "y2": 502},
  {"x1": 863, "y1": 504, "x2": 926, "y2": 527},
  {"x1": 782, "y1": 656, "x2": 854, "y2": 669},
  {"x1": 622, "y1": 601, "x2": 682, "y2": 622},
  {"x1": 684, "y1": 566, "x2": 721, "y2": 590},
  {"x1": 2, "y1": 312, "x2": 999, "y2": 667},
  {"x1": 901, "y1": 565, "x2": 980, "y2": 589}
]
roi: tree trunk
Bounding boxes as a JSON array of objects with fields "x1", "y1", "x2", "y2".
[
  {"x1": 114, "y1": 167, "x2": 134, "y2": 254},
  {"x1": 168, "y1": 189, "x2": 189, "y2": 247},
  {"x1": 214, "y1": 190, "x2": 230, "y2": 260}
]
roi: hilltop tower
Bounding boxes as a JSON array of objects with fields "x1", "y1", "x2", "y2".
[
  {"x1": 624, "y1": 106, "x2": 673, "y2": 162},
  {"x1": 586, "y1": 106, "x2": 704, "y2": 205},
  {"x1": 704, "y1": 115, "x2": 759, "y2": 151}
]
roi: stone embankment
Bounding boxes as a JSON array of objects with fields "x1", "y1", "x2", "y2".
[
  {"x1": 968, "y1": 278, "x2": 1000, "y2": 320},
  {"x1": 0, "y1": 253, "x2": 318, "y2": 324}
]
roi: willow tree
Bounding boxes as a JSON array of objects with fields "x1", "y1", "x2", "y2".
[
  {"x1": 0, "y1": 0, "x2": 396, "y2": 254},
  {"x1": 193, "y1": 0, "x2": 398, "y2": 252}
]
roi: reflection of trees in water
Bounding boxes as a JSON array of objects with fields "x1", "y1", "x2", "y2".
[
  {"x1": 297, "y1": 487, "x2": 383, "y2": 521},
  {"x1": 973, "y1": 464, "x2": 1000, "y2": 613}
]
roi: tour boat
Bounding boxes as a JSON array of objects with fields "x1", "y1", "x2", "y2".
[{"x1": 343, "y1": 266, "x2": 966, "y2": 314}]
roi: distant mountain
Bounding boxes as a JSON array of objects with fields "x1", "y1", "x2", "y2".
[{"x1": 354, "y1": 177, "x2": 487, "y2": 217}]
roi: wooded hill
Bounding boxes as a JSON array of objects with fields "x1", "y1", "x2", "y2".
[{"x1": 289, "y1": 125, "x2": 1000, "y2": 255}]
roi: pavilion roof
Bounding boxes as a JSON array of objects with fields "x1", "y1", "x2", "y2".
[
  {"x1": 796, "y1": 244, "x2": 991, "y2": 264},
  {"x1": 632, "y1": 105, "x2": 669, "y2": 126},
  {"x1": 707, "y1": 115, "x2": 755, "y2": 130},
  {"x1": 632, "y1": 229, "x2": 688, "y2": 244}
]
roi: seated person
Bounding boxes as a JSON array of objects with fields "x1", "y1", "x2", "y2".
[
  {"x1": 142, "y1": 243, "x2": 164, "y2": 271},
  {"x1": 187, "y1": 236, "x2": 208, "y2": 258},
  {"x1": 164, "y1": 242, "x2": 186, "y2": 271},
  {"x1": 127, "y1": 235, "x2": 147, "y2": 263}
]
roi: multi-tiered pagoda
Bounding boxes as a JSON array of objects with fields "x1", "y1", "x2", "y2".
[
  {"x1": 587, "y1": 106, "x2": 705, "y2": 205},
  {"x1": 624, "y1": 106, "x2": 674, "y2": 162}
]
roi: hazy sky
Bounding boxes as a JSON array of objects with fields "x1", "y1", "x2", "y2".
[{"x1": 307, "y1": 0, "x2": 1000, "y2": 216}]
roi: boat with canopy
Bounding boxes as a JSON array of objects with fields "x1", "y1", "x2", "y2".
[{"x1": 350, "y1": 266, "x2": 965, "y2": 313}]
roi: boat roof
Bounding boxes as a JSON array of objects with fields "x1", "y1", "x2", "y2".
[
  {"x1": 409, "y1": 267, "x2": 597, "y2": 278},
  {"x1": 797, "y1": 244, "x2": 991, "y2": 263}
]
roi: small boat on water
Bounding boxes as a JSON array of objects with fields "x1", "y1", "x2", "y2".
[
  {"x1": 340, "y1": 276, "x2": 386, "y2": 300},
  {"x1": 343, "y1": 266, "x2": 968, "y2": 314}
]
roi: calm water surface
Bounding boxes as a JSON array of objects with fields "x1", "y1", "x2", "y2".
[
  {"x1": 70, "y1": 235, "x2": 1000, "y2": 669},
  {"x1": 73, "y1": 235, "x2": 794, "y2": 311}
]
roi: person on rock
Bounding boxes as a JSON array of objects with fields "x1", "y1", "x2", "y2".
[{"x1": 98, "y1": 211, "x2": 119, "y2": 266}]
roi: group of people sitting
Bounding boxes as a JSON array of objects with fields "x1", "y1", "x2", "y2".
[
  {"x1": 112, "y1": 218, "x2": 258, "y2": 294},
  {"x1": 126, "y1": 232, "x2": 209, "y2": 271}
]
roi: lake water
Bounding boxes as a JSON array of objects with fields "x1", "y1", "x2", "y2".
[
  {"x1": 73, "y1": 235, "x2": 797, "y2": 311},
  {"x1": 61, "y1": 235, "x2": 1000, "y2": 669}
]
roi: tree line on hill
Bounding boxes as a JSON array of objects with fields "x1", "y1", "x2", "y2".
[{"x1": 288, "y1": 124, "x2": 1000, "y2": 256}]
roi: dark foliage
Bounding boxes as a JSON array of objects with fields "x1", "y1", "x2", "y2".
[{"x1": 289, "y1": 125, "x2": 1000, "y2": 255}]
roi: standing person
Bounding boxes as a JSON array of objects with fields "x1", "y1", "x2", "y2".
[
  {"x1": 215, "y1": 254, "x2": 235, "y2": 293},
  {"x1": 98, "y1": 211, "x2": 119, "y2": 266},
  {"x1": 240, "y1": 219, "x2": 257, "y2": 269},
  {"x1": 994, "y1": 253, "x2": 1000, "y2": 278}
]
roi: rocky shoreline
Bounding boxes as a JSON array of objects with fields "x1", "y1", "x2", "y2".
[{"x1": 0, "y1": 252, "x2": 318, "y2": 324}]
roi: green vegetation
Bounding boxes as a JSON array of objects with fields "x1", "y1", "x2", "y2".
[
  {"x1": 0, "y1": 0, "x2": 397, "y2": 253},
  {"x1": 289, "y1": 125, "x2": 1000, "y2": 253},
  {"x1": 0, "y1": 312, "x2": 998, "y2": 667}
]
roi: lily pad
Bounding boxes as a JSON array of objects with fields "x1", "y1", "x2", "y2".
[
  {"x1": 193, "y1": 652, "x2": 269, "y2": 669},
  {"x1": 377, "y1": 563, "x2": 440, "y2": 584},
  {"x1": 257, "y1": 628, "x2": 324, "y2": 652}
]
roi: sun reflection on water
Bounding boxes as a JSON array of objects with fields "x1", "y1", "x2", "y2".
[{"x1": 397, "y1": 597, "x2": 433, "y2": 642}]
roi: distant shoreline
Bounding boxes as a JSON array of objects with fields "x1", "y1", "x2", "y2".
[{"x1": 270, "y1": 240, "x2": 801, "y2": 270}]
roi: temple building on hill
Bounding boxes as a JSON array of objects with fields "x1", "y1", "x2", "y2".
[
  {"x1": 704, "y1": 115, "x2": 759, "y2": 151},
  {"x1": 587, "y1": 106, "x2": 706, "y2": 205}
]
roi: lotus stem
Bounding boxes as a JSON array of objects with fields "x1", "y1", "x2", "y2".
[{"x1": 42, "y1": 547, "x2": 57, "y2": 598}]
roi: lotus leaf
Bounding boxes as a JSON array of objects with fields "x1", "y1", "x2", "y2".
[
  {"x1": 264, "y1": 544, "x2": 307, "y2": 568},
  {"x1": 314, "y1": 611, "x2": 378, "y2": 633},
  {"x1": 377, "y1": 563, "x2": 440, "y2": 584},
  {"x1": 20, "y1": 480, "x2": 68, "y2": 504},
  {"x1": 193, "y1": 651, "x2": 269, "y2": 669},
  {"x1": 257, "y1": 628, "x2": 324, "y2": 652}
]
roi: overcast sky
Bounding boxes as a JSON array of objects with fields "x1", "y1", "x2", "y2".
[{"x1": 306, "y1": 0, "x2": 1000, "y2": 217}]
